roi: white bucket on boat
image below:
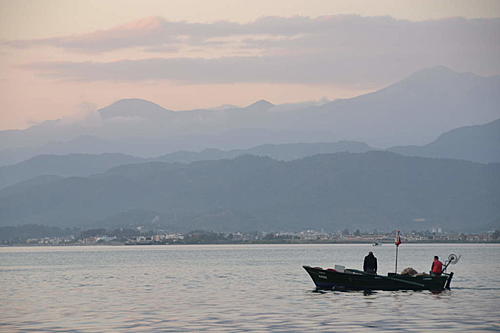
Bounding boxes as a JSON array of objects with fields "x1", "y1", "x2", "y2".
[{"x1": 334, "y1": 265, "x2": 345, "y2": 272}]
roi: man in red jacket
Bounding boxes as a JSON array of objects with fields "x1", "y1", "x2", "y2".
[{"x1": 431, "y1": 256, "x2": 443, "y2": 275}]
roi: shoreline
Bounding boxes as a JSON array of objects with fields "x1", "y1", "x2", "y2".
[{"x1": 2, "y1": 240, "x2": 500, "y2": 247}]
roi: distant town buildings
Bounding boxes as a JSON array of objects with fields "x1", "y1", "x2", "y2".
[{"x1": 3, "y1": 228, "x2": 498, "y2": 246}]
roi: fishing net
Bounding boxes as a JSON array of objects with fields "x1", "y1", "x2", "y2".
[{"x1": 400, "y1": 267, "x2": 418, "y2": 276}]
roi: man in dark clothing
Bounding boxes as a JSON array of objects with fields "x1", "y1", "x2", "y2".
[{"x1": 363, "y1": 251, "x2": 377, "y2": 274}]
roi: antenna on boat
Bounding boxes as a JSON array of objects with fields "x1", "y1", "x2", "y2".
[
  {"x1": 443, "y1": 253, "x2": 461, "y2": 271},
  {"x1": 394, "y1": 230, "x2": 402, "y2": 273}
]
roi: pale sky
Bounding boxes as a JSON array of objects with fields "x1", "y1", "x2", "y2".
[{"x1": 1, "y1": 0, "x2": 500, "y2": 130}]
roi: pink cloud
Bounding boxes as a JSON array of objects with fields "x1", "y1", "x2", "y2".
[
  {"x1": 9, "y1": 15, "x2": 500, "y2": 86},
  {"x1": 7, "y1": 16, "x2": 178, "y2": 52}
]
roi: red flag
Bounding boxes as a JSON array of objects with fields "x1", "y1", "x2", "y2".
[{"x1": 395, "y1": 230, "x2": 402, "y2": 246}]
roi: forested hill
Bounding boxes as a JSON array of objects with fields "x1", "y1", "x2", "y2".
[
  {"x1": 390, "y1": 118, "x2": 500, "y2": 163},
  {"x1": 0, "y1": 151, "x2": 498, "y2": 232}
]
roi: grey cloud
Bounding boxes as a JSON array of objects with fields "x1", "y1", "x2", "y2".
[
  {"x1": 6, "y1": 16, "x2": 299, "y2": 52},
  {"x1": 22, "y1": 55, "x2": 407, "y2": 86},
  {"x1": 10, "y1": 15, "x2": 499, "y2": 53},
  {"x1": 18, "y1": 52, "x2": 482, "y2": 88},
  {"x1": 18, "y1": 16, "x2": 500, "y2": 86}
]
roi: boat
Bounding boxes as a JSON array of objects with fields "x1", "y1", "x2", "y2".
[{"x1": 303, "y1": 266, "x2": 454, "y2": 291}]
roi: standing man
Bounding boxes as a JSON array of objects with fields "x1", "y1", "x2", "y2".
[
  {"x1": 431, "y1": 256, "x2": 443, "y2": 275},
  {"x1": 363, "y1": 251, "x2": 378, "y2": 274}
]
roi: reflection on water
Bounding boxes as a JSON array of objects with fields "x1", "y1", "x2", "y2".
[{"x1": 1, "y1": 244, "x2": 499, "y2": 332}]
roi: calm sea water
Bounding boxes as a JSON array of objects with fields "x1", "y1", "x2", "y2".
[{"x1": 1, "y1": 244, "x2": 499, "y2": 332}]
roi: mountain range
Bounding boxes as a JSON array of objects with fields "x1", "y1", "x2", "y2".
[
  {"x1": 1, "y1": 152, "x2": 499, "y2": 232},
  {"x1": 1, "y1": 115, "x2": 498, "y2": 190},
  {"x1": 1, "y1": 66, "x2": 498, "y2": 233},
  {"x1": 0, "y1": 141, "x2": 373, "y2": 190},
  {"x1": 1, "y1": 66, "x2": 499, "y2": 165}
]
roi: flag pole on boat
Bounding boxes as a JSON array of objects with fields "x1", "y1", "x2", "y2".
[{"x1": 394, "y1": 230, "x2": 401, "y2": 273}]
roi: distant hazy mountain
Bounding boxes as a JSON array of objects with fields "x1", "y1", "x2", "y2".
[
  {"x1": 0, "y1": 153, "x2": 143, "y2": 189},
  {"x1": 389, "y1": 118, "x2": 500, "y2": 163},
  {"x1": 1, "y1": 152, "x2": 498, "y2": 232},
  {"x1": 243, "y1": 99, "x2": 275, "y2": 112},
  {"x1": 0, "y1": 141, "x2": 374, "y2": 189},
  {"x1": 313, "y1": 66, "x2": 500, "y2": 146},
  {"x1": 1, "y1": 66, "x2": 498, "y2": 164},
  {"x1": 2, "y1": 118, "x2": 498, "y2": 191},
  {"x1": 98, "y1": 98, "x2": 174, "y2": 120},
  {"x1": 157, "y1": 141, "x2": 375, "y2": 163}
]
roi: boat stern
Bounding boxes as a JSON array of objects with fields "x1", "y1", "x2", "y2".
[{"x1": 445, "y1": 272, "x2": 454, "y2": 289}]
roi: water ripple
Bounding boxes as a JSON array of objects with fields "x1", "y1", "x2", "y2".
[{"x1": 1, "y1": 244, "x2": 499, "y2": 332}]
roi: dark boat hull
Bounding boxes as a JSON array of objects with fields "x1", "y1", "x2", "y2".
[{"x1": 303, "y1": 266, "x2": 452, "y2": 291}]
